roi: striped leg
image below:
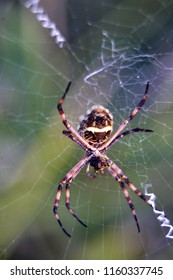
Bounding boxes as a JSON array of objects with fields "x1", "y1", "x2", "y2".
[
  {"x1": 63, "y1": 130, "x2": 87, "y2": 150},
  {"x1": 109, "y1": 162, "x2": 153, "y2": 208},
  {"x1": 57, "y1": 82, "x2": 94, "y2": 152},
  {"x1": 100, "y1": 82, "x2": 150, "y2": 151},
  {"x1": 57, "y1": 81, "x2": 72, "y2": 131},
  {"x1": 106, "y1": 127, "x2": 153, "y2": 148},
  {"x1": 107, "y1": 166, "x2": 140, "y2": 232},
  {"x1": 121, "y1": 174, "x2": 152, "y2": 208},
  {"x1": 53, "y1": 180, "x2": 71, "y2": 237},
  {"x1": 62, "y1": 131, "x2": 97, "y2": 179},
  {"x1": 53, "y1": 155, "x2": 92, "y2": 237},
  {"x1": 65, "y1": 181, "x2": 87, "y2": 227}
]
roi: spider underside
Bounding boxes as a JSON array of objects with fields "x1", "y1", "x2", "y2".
[{"x1": 54, "y1": 81, "x2": 153, "y2": 237}]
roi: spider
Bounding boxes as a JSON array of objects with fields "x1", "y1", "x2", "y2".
[{"x1": 53, "y1": 81, "x2": 153, "y2": 237}]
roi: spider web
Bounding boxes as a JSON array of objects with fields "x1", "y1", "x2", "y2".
[{"x1": 0, "y1": 0, "x2": 173, "y2": 260}]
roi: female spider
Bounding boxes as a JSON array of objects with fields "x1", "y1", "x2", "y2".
[{"x1": 54, "y1": 81, "x2": 153, "y2": 237}]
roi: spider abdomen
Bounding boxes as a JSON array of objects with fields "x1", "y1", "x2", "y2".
[{"x1": 77, "y1": 105, "x2": 113, "y2": 147}]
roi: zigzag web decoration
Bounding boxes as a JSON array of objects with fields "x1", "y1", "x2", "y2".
[
  {"x1": 142, "y1": 183, "x2": 173, "y2": 239},
  {"x1": 22, "y1": 0, "x2": 173, "y2": 242},
  {"x1": 23, "y1": 0, "x2": 65, "y2": 48}
]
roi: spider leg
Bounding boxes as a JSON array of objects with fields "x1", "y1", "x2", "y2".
[
  {"x1": 109, "y1": 162, "x2": 152, "y2": 208},
  {"x1": 107, "y1": 165, "x2": 140, "y2": 232},
  {"x1": 63, "y1": 130, "x2": 87, "y2": 150},
  {"x1": 86, "y1": 163, "x2": 96, "y2": 179},
  {"x1": 121, "y1": 174, "x2": 152, "y2": 207},
  {"x1": 57, "y1": 82, "x2": 95, "y2": 152},
  {"x1": 53, "y1": 180, "x2": 71, "y2": 237},
  {"x1": 53, "y1": 154, "x2": 92, "y2": 237},
  {"x1": 65, "y1": 180, "x2": 87, "y2": 227},
  {"x1": 100, "y1": 82, "x2": 150, "y2": 151},
  {"x1": 57, "y1": 81, "x2": 72, "y2": 131},
  {"x1": 106, "y1": 128, "x2": 153, "y2": 147}
]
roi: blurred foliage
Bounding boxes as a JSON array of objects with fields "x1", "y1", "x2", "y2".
[{"x1": 0, "y1": 0, "x2": 173, "y2": 260}]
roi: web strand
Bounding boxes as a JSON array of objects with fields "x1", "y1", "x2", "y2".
[{"x1": 1, "y1": 0, "x2": 173, "y2": 260}]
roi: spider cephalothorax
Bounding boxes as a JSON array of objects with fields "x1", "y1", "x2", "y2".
[
  {"x1": 77, "y1": 105, "x2": 113, "y2": 147},
  {"x1": 54, "y1": 81, "x2": 154, "y2": 238}
]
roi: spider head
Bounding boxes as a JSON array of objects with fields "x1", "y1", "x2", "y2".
[{"x1": 77, "y1": 105, "x2": 113, "y2": 147}]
